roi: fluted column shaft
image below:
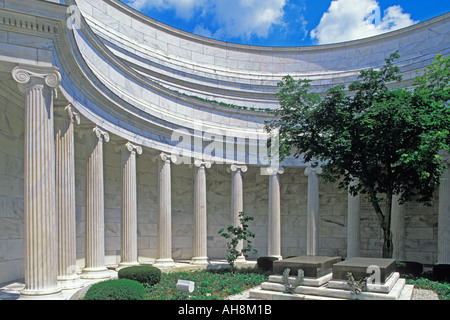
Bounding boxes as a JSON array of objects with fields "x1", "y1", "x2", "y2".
[
  {"x1": 118, "y1": 142, "x2": 142, "y2": 269},
  {"x1": 55, "y1": 105, "x2": 83, "y2": 289},
  {"x1": 438, "y1": 157, "x2": 450, "y2": 264},
  {"x1": 81, "y1": 126, "x2": 110, "y2": 279},
  {"x1": 230, "y1": 164, "x2": 247, "y2": 262},
  {"x1": 191, "y1": 160, "x2": 211, "y2": 265},
  {"x1": 347, "y1": 178, "x2": 361, "y2": 259},
  {"x1": 12, "y1": 66, "x2": 63, "y2": 299},
  {"x1": 154, "y1": 152, "x2": 176, "y2": 267},
  {"x1": 266, "y1": 167, "x2": 284, "y2": 260},
  {"x1": 392, "y1": 194, "x2": 406, "y2": 261},
  {"x1": 304, "y1": 167, "x2": 322, "y2": 256}
]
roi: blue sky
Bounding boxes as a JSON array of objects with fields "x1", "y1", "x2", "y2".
[{"x1": 121, "y1": 0, "x2": 449, "y2": 47}]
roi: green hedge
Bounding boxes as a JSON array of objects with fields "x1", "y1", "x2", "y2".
[
  {"x1": 84, "y1": 279, "x2": 147, "y2": 300},
  {"x1": 257, "y1": 256, "x2": 279, "y2": 272},
  {"x1": 118, "y1": 266, "x2": 162, "y2": 286}
]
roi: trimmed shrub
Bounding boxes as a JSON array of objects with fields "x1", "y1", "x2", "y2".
[
  {"x1": 433, "y1": 264, "x2": 450, "y2": 282},
  {"x1": 118, "y1": 266, "x2": 161, "y2": 286},
  {"x1": 257, "y1": 256, "x2": 279, "y2": 272},
  {"x1": 84, "y1": 279, "x2": 146, "y2": 300},
  {"x1": 396, "y1": 261, "x2": 423, "y2": 278}
]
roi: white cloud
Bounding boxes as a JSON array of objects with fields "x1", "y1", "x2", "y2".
[
  {"x1": 212, "y1": 0, "x2": 287, "y2": 40},
  {"x1": 193, "y1": 24, "x2": 213, "y2": 38},
  {"x1": 125, "y1": 0, "x2": 287, "y2": 40},
  {"x1": 126, "y1": 0, "x2": 208, "y2": 20},
  {"x1": 310, "y1": 0, "x2": 417, "y2": 45}
]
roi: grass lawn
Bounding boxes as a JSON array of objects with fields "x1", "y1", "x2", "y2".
[
  {"x1": 406, "y1": 277, "x2": 450, "y2": 300},
  {"x1": 144, "y1": 267, "x2": 271, "y2": 300}
]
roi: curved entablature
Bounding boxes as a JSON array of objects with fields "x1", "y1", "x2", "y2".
[
  {"x1": 0, "y1": 0, "x2": 449, "y2": 166},
  {"x1": 75, "y1": 0, "x2": 450, "y2": 108}
]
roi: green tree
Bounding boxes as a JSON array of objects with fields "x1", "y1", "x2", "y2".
[
  {"x1": 266, "y1": 53, "x2": 450, "y2": 258},
  {"x1": 218, "y1": 211, "x2": 258, "y2": 272}
]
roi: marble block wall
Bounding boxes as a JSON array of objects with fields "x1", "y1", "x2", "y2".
[
  {"x1": 69, "y1": 143, "x2": 439, "y2": 265},
  {"x1": 0, "y1": 91, "x2": 25, "y2": 284},
  {"x1": 0, "y1": 100, "x2": 441, "y2": 284}
]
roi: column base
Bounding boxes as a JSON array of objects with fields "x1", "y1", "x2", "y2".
[
  {"x1": 235, "y1": 256, "x2": 247, "y2": 263},
  {"x1": 19, "y1": 287, "x2": 65, "y2": 300},
  {"x1": 57, "y1": 274, "x2": 84, "y2": 290},
  {"x1": 80, "y1": 266, "x2": 111, "y2": 279},
  {"x1": 153, "y1": 258, "x2": 175, "y2": 268},
  {"x1": 116, "y1": 261, "x2": 140, "y2": 271},
  {"x1": 190, "y1": 257, "x2": 210, "y2": 265}
]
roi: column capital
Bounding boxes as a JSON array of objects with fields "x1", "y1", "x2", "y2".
[
  {"x1": 93, "y1": 126, "x2": 110, "y2": 142},
  {"x1": 55, "y1": 104, "x2": 80, "y2": 125},
  {"x1": 194, "y1": 159, "x2": 212, "y2": 169},
  {"x1": 229, "y1": 164, "x2": 248, "y2": 173},
  {"x1": 261, "y1": 167, "x2": 284, "y2": 175},
  {"x1": 304, "y1": 166, "x2": 322, "y2": 176},
  {"x1": 12, "y1": 65, "x2": 61, "y2": 90},
  {"x1": 124, "y1": 142, "x2": 143, "y2": 155},
  {"x1": 159, "y1": 152, "x2": 177, "y2": 163}
]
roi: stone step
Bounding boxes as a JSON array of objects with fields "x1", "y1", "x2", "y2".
[
  {"x1": 398, "y1": 284, "x2": 414, "y2": 300},
  {"x1": 252, "y1": 276, "x2": 411, "y2": 300},
  {"x1": 248, "y1": 288, "x2": 346, "y2": 300}
]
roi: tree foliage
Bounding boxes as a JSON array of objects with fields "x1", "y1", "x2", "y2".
[{"x1": 266, "y1": 53, "x2": 450, "y2": 258}]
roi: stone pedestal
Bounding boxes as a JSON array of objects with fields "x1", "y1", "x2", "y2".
[
  {"x1": 12, "y1": 66, "x2": 64, "y2": 299},
  {"x1": 273, "y1": 255, "x2": 341, "y2": 277},
  {"x1": 117, "y1": 142, "x2": 142, "y2": 270},
  {"x1": 332, "y1": 257, "x2": 396, "y2": 283}
]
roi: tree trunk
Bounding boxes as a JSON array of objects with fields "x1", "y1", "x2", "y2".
[
  {"x1": 382, "y1": 189, "x2": 394, "y2": 258},
  {"x1": 382, "y1": 229, "x2": 394, "y2": 258},
  {"x1": 369, "y1": 190, "x2": 394, "y2": 259}
]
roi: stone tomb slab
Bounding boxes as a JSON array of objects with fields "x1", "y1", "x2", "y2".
[
  {"x1": 273, "y1": 256, "x2": 341, "y2": 278},
  {"x1": 332, "y1": 257, "x2": 396, "y2": 283}
]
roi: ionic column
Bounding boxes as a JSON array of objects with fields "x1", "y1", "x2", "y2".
[
  {"x1": 438, "y1": 157, "x2": 450, "y2": 265},
  {"x1": 230, "y1": 164, "x2": 248, "y2": 263},
  {"x1": 81, "y1": 126, "x2": 110, "y2": 279},
  {"x1": 54, "y1": 104, "x2": 83, "y2": 290},
  {"x1": 347, "y1": 178, "x2": 360, "y2": 259},
  {"x1": 265, "y1": 167, "x2": 284, "y2": 260},
  {"x1": 154, "y1": 152, "x2": 177, "y2": 268},
  {"x1": 392, "y1": 194, "x2": 406, "y2": 261},
  {"x1": 191, "y1": 159, "x2": 212, "y2": 265},
  {"x1": 12, "y1": 66, "x2": 64, "y2": 299},
  {"x1": 304, "y1": 166, "x2": 322, "y2": 256},
  {"x1": 117, "y1": 142, "x2": 142, "y2": 270}
]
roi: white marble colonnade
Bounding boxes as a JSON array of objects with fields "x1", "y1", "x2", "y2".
[
  {"x1": 230, "y1": 164, "x2": 248, "y2": 263},
  {"x1": 154, "y1": 152, "x2": 177, "y2": 267},
  {"x1": 12, "y1": 66, "x2": 64, "y2": 299},
  {"x1": 82, "y1": 126, "x2": 111, "y2": 279},
  {"x1": 304, "y1": 166, "x2": 322, "y2": 256},
  {"x1": 191, "y1": 159, "x2": 212, "y2": 265},
  {"x1": 117, "y1": 142, "x2": 143, "y2": 270},
  {"x1": 54, "y1": 104, "x2": 83, "y2": 290},
  {"x1": 11, "y1": 65, "x2": 450, "y2": 299},
  {"x1": 438, "y1": 156, "x2": 450, "y2": 265},
  {"x1": 265, "y1": 167, "x2": 284, "y2": 260}
]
